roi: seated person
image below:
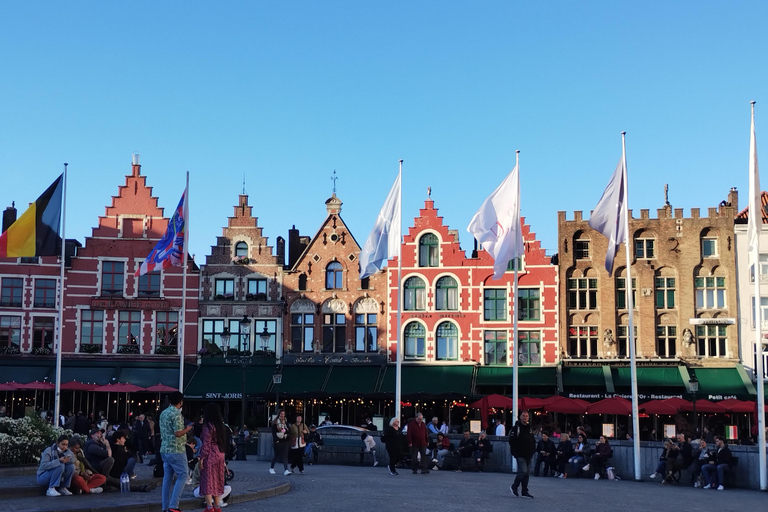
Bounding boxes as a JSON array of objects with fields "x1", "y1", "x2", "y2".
[
  {"x1": 583, "y1": 435, "x2": 611, "y2": 479},
  {"x1": 691, "y1": 439, "x2": 711, "y2": 487},
  {"x1": 428, "y1": 417, "x2": 440, "y2": 435},
  {"x1": 555, "y1": 434, "x2": 573, "y2": 477},
  {"x1": 37, "y1": 435, "x2": 75, "y2": 497},
  {"x1": 304, "y1": 424, "x2": 322, "y2": 465},
  {"x1": 457, "y1": 431, "x2": 476, "y2": 458},
  {"x1": 664, "y1": 432, "x2": 693, "y2": 483},
  {"x1": 433, "y1": 432, "x2": 452, "y2": 470},
  {"x1": 109, "y1": 430, "x2": 137, "y2": 479},
  {"x1": 84, "y1": 428, "x2": 116, "y2": 486},
  {"x1": 473, "y1": 432, "x2": 493, "y2": 471},
  {"x1": 68, "y1": 436, "x2": 105, "y2": 494},
  {"x1": 701, "y1": 436, "x2": 734, "y2": 490},
  {"x1": 568, "y1": 433, "x2": 591, "y2": 475},
  {"x1": 186, "y1": 436, "x2": 200, "y2": 470},
  {"x1": 533, "y1": 432, "x2": 556, "y2": 477},
  {"x1": 650, "y1": 439, "x2": 676, "y2": 479}
]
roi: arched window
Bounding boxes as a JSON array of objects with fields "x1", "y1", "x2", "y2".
[
  {"x1": 435, "y1": 276, "x2": 458, "y2": 310},
  {"x1": 325, "y1": 262, "x2": 343, "y2": 289},
  {"x1": 235, "y1": 241, "x2": 248, "y2": 258},
  {"x1": 404, "y1": 277, "x2": 426, "y2": 311},
  {"x1": 404, "y1": 322, "x2": 425, "y2": 359},
  {"x1": 436, "y1": 322, "x2": 458, "y2": 360},
  {"x1": 418, "y1": 233, "x2": 439, "y2": 267}
]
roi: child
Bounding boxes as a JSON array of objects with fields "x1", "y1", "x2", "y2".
[{"x1": 361, "y1": 432, "x2": 378, "y2": 466}]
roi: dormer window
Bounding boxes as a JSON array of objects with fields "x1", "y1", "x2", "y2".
[{"x1": 235, "y1": 242, "x2": 248, "y2": 258}]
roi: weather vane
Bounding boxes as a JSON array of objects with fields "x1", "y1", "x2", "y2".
[
  {"x1": 331, "y1": 170, "x2": 338, "y2": 194},
  {"x1": 427, "y1": 186, "x2": 431, "y2": 199}
]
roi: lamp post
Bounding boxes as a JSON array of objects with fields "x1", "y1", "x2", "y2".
[
  {"x1": 235, "y1": 315, "x2": 251, "y2": 461},
  {"x1": 689, "y1": 375, "x2": 699, "y2": 436},
  {"x1": 273, "y1": 367, "x2": 282, "y2": 417}
]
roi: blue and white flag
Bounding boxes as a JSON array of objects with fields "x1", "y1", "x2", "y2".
[
  {"x1": 589, "y1": 158, "x2": 626, "y2": 276},
  {"x1": 467, "y1": 162, "x2": 524, "y2": 280},
  {"x1": 359, "y1": 173, "x2": 401, "y2": 279}
]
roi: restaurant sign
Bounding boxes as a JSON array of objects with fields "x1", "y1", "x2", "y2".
[
  {"x1": 282, "y1": 353, "x2": 387, "y2": 365},
  {"x1": 90, "y1": 298, "x2": 171, "y2": 310}
]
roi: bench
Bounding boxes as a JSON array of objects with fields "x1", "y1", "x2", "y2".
[
  {"x1": 672, "y1": 456, "x2": 738, "y2": 487},
  {"x1": 316, "y1": 437, "x2": 373, "y2": 466},
  {"x1": 441, "y1": 452, "x2": 496, "y2": 472}
]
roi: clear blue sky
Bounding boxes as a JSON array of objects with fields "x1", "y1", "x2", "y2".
[{"x1": 1, "y1": 2, "x2": 766, "y2": 262}]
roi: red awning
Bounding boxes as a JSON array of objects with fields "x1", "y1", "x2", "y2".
[
  {"x1": 92, "y1": 382, "x2": 146, "y2": 393},
  {"x1": 586, "y1": 396, "x2": 633, "y2": 415},
  {"x1": 541, "y1": 395, "x2": 589, "y2": 414},
  {"x1": 60, "y1": 381, "x2": 98, "y2": 391},
  {"x1": 680, "y1": 399, "x2": 726, "y2": 413},
  {"x1": 0, "y1": 382, "x2": 19, "y2": 391},
  {"x1": 640, "y1": 400, "x2": 680, "y2": 415},
  {"x1": 15, "y1": 381, "x2": 55, "y2": 390}
]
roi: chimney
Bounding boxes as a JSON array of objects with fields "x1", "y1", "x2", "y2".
[
  {"x1": 276, "y1": 236, "x2": 285, "y2": 267},
  {"x1": 132, "y1": 153, "x2": 141, "y2": 177},
  {"x1": 728, "y1": 187, "x2": 738, "y2": 212},
  {"x1": 471, "y1": 238, "x2": 478, "y2": 259},
  {"x1": 288, "y1": 226, "x2": 302, "y2": 268},
  {"x1": 3, "y1": 203, "x2": 17, "y2": 233}
]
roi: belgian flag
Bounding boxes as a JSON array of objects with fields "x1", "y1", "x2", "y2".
[{"x1": 0, "y1": 174, "x2": 64, "y2": 257}]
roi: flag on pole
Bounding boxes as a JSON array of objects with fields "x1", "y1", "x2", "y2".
[
  {"x1": 135, "y1": 188, "x2": 187, "y2": 277},
  {"x1": 0, "y1": 174, "x2": 64, "y2": 257},
  {"x1": 589, "y1": 159, "x2": 627, "y2": 276},
  {"x1": 748, "y1": 103, "x2": 761, "y2": 263},
  {"x1": 467, "y1": 162, "x2": 524, "y2": 280},
  {"x1": 359, "y1": 173, "x2": 401, "y2": 279}
]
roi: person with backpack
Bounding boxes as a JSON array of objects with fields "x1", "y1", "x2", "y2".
[{"x1": 508, "y1": 410, "x2": 536, "y2": 499}]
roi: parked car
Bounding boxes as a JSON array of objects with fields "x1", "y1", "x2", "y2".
[{"x1": 316, "y1": 424, "x2": 368, "y2": 436}]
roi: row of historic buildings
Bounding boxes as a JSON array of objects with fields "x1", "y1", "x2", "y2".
[{"x1": 0, "y1": 157, "x2": 766, "y2": 419}]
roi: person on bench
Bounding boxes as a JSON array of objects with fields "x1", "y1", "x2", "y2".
[
  {"x1": 304, "y1": 424, "x2": 322, "y2": 465},
  {"x1": 533, "y1": 432, "x2": 556, "y2": 477},
  {"x1": 650, "y1": 439, "x2": 676, "y2": 480},
  {"x1": 473, "y1": 431, "x2": 493, "y2": 471},
  {"x1": 691, "y1": 439, "x2": 710, "y2": 487},
  {"x1": 554, "y1": 433, "x2": 573, "y2": 478},
  {"x1": 664, "y1": 433, "x2": 693, "y2": 484},
  {"x1": 433, "y1": 432, "x2": 452, "y2": 470},
  {"x1": 701, "y1": 436, "x2": 734, "y2": 490},
  {"x1": 583, "y1": 435, "x2": 610, "y2": 479},
  {"x1": 457, "y1": 430, "x2": 476, "y2": 458},
  {"x1": 568, "y1": 433, "x2": 590, "y2": 476}
]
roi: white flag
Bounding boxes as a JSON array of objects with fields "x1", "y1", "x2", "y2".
[
  {"x1": 467, "y1": 163, "x2": 524, "y2": 280},
  {"x1": 589, "y1": 158, "x2": 626, "y2": 276},
  {"x1": 748, "y1": 103, "x2": 761, "y2": 266},
  {"x1": 359, "y1": 173, "x2": 401, "y2": 279}
]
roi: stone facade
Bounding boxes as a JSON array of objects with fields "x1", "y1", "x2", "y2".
[
  {"x1": 557, "y1": 189, "x2": 740, "y2": 368},
  {"x1": 387, "y1": 199, "x2": 558, "y2": 366}
]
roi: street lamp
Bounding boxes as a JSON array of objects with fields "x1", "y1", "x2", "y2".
[
  {"x1": 235, "y1": 315, "x2": 251, "y2": 461},
  {"x1": 273, "y1": 367, "x2": 282, "y2": 416},
  {"x1": 689, "y1": 375, "x2": 699, "y2": 436},
  {"x1": 220, "y1": 326, "x2": 231, "y2": 356},
  {"x1": 259, "y1": 324, "x2": 271, "y2": 352}
]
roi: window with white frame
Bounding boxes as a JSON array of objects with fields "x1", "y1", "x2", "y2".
[
  {"x1": 325, "y1": 262, "x2": 343, "y2": 290},
  {"x1": 32, "y1": 317, "x2": 55, "y2": 349},
  {"x1": 696, "y1": 325, "x2": 727, "y2": 357},
  {"x1": 695, "y1": 276, "x2": 725, "y2": 309},
  {"x1": 518, "y1": 330, "x2": 541, "y2": 365},
  {"x1": 635, "y1": 238, "x2": 655, "y2": 259},
  {"x1": 418, "y1": 233, "x2": 440, "y2": 267},
  {"x1": 574, "y1": 239, "x2": 590, "y2": 259},
  {"x1": 567, "y1": 277, "x2": 597, "y2": 310},
  {"x1": 518, "y1": 289, "x2": 540, "y2": 321},
  {"x1": 655, "y1": 277, "x2": 676, "y2": 309},
  {"x1": 616, "y1": 277, "x2": 636, "y2": 309},
  {"x1": 750, "y1": 254, "x2": 768, "y2": 282},
  {"x1": 156, "y1": 311, "x2": 178, "y2": 349},
  {"x1": 656, "y1": 325, "x2": 677, "y2": 358},
  {"x1": 202, "y1": 319, "x2": 227, "y2": 352},
  {"x1": 322, "y1": 313, "x2": 345, "y2": 353},
  {"x1": 484, "y1": 289, "x2": 507, "y2": 321},
  {"x1": 101, "y1": 261, "x2": 124, "y2": 297},
  {"x1": 567, "y1": 325, "x2": 598, "y2": 358},
  {"x1": 436, "y1": 322, "x2": 458, "y2": 361},
  {"x1": 702, "y1": 237, "x2": 718, "y2": 258},
  {"x1": 290, "y1": 313, "x2": 314, "y2": 353},
  {"x1": 234, "y1": 241, "x2": 248, "y2": 258},
  {"x1": 214, "y1": 278, "x2": 235, "y2": 300},
  {"x1": 404, "y1": 277, "x2": 426, "y2": 311},
  {"x1": 484, "y1": 330, "x2": 507, "y2": 365},
  {"x1": 435, "y1": 276, "x2": 458, "y2": 311},
  {"x1": 404, "y1": 322, "x2": 426, "y2": 360},
  {"x1": 79, "y1": 310, "x2": 104, "y2": 350},
  {"x1": 118, "y1": 311, "x2": 141, "y2": 348},
  {"x1": 355, "y1": 313, "x2": 377, "y2": 352},
  {"x1": 0, "y1": 316, "x2": 21, "y2": 348},
  {"x1": 751, "y1": 296, "x2": 768, "y2": 329},
  {"x1": 617, "y1": 325, "x2": 637, "y2": 358},
  {"x1": 247, "y1": 278, "x2": 268, "y2": 300},
  {"x1": 34, "y1": 279, "x2": 57, "y2": 308}
]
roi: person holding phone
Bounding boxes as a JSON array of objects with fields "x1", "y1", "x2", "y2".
[{"x1": 37, "y1": 435, "x2": 75, "y2": 497}]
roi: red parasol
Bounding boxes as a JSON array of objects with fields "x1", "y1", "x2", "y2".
[
  {"x1": 660, "y1": 397, "x2": 692, "y2": 410},
  {"x1": 468, "y1": 394, "x2": 516, "y2": 429},
  {"x1": 60, "y1": 381, "x2": 98, "y2": 391},
  {"x1": 541, "y1": 395, "x2": 589, "y2": 414},
  {"x1": 586, "y1": 396, "x2": 633, "y2": 415},
  {"x1": 91, "y1": 382, "x2": 146, "y2": 393},
  {"x1": 144, "y1": 383, "x2": 177, "y2": 392},
  {"x1": 519, "y1": 397, "x2": 546, "y2": 410},
  {"x1": 640, "y1": 399, "x2": 680, "y2": 415},
  {"x1": 15, "y1": 381, "x2": 55, "y2": 390},
  {"x1": 718, "y1": 398, "x2": 756, "y2": 414},
  {"x1": 0, "y1": 382, "x2": 19, "y2": 391},
  {"x1": 681, "y1": 399, "x2": 726, "y2": 413}
]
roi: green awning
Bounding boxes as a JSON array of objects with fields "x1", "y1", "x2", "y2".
[
  {"x1": 562, "y1": 366, "x2": 607, "y2": 387},
  {"x1": 60, "y1": 366, "x2": 119, "y2": 385},
  {"x1": 379, "y1": 365, "x2": 474, "y2": 397},
  {"x1": 116, "y1": 366, "x2": 179, "y2": 388},
  {"x1": 475, "y1": 366, "x2": 557, "y2": 387},
  {"x1": 693, "y1": 367, "x2": 756, "y2": 400},
  {"x1": 184, "y1": 365, "x2": 275, "y2": 399},
  {"x1": 271, "y1": 366, "x2": 331, "y2": 396},
  {"x1": 612, "y1": 367, "x2": 685, "y2": 389},
  {"x1": 323, "y1": 366, "x2": 381, "y2": 396},
  {"x1": 0, "y1": 364, "x2": 53, "y2": 384}
]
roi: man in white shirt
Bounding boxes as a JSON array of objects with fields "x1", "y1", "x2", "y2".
[{"x1": 495, "y1": 419, "x2": 506, "y2": 436}]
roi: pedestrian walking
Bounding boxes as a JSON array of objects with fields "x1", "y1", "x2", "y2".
[
  {"x1": 382, "y1": 417, "x2": 402, "y2": 475},
  {"x1": 160, "y1": 391, "x2": 192, "y2": 512},
  {"x1": 199, "y1": 403, "x2": 227, "y2": 512},
  {"x1": 289, "y1": 414, "x2": 309, "y2": 474},
  {"x1": 269, "y1": 410, "x2": 291, "y2": 475},
  {"x1": 406, "y1": 413, "x2": 430, "y2": 474},
  {"x1": 509, "y1": 410, "x2": 536, "y2": 499}
]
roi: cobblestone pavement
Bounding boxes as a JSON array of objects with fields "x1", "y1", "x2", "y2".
[{"x1": 5, "y1": 459, "x2": 765, "y2": 511}]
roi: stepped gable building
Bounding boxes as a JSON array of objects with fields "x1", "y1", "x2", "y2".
[
  {"x1": 387, "y1": 198, "x2": 559, "y2": 398},
  {"x1": 557, "y1": 188, "x2": 756, "y2": 401},
  {"x1": 734, "y1": 191, "x2": 768, "y2": 381},
  {"x1": 0, "y1": 155, "x2": 199, "y2": 405}
]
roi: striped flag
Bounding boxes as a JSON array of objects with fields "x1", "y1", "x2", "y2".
[
  {"x1": 0, "y1": 174, "x2": 63, "y2": 257},
  {"x1": 135, "y1": 188, "x2": 187, "y2": 277}
]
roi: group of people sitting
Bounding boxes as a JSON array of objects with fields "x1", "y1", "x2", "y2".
[
  {"x1": 526, "y1": 431, "x2": 614, "y2": 480},
  {"x1": 36, "y1": 427, "x2": 158, "y2": 497},
  {"x1": 649, "y1": 433, "x2": 736, "y2": 490}
]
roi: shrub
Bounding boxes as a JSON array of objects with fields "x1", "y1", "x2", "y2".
[{"x1": 0, "y1": 415, "x2": 72, "y2": 466}]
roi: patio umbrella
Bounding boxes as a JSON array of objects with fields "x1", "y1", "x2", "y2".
[
  {"x1": 718, "y1": 398, "x2": 756, "y2": 413},
  {"x1": 519, "y1": 397, "x2": 546, "y2": 410},
  {"x1": 541, "y1": 395, "x2": 589, "y2": 414},
  {"x1": 0, "y1": 382, "x2": 19, "y2": 391},
  {"x1": 60, "y1": 381, "x2": 98, "y2": 391},
  {"x1": 92, "y1": 383, "x2": 146, "y2": 393},
  {"x1": 640, "y1": 399, "x2": 680, "y2": 415},
  {"x1": 16, "y1": 381, "x2": 55, "y2": 390},
  {"x1": 586, "y1": 396, "x2": 633, "y2": 415},
  {"x1": 144, "y1": 383, "x2": 177, "y2": 392},
  {"x1": 469, "y1": 394, "x2": 516, "y2": 429},
  {"x1": 680, "y1": 399, "x2": 726, "y2": 413},
  {"x1": 660, "y1": 397, "x2": 692, "y2": 409}
]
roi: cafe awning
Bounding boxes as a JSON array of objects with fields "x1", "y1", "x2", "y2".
[
  {"x1": 378, "y1": 365, "x2": 474, "y2": 397},
  {"x1": 475, "y1": 366, "x2": 557, "y2": 388},
  {"x1": 692, "y1": 366, "x2": 756, "y2": 400},
  {"x1": 323, "y1": 366, "x2": 381, "y2": 396},
  {"x1": 116, "y1": 366, "x2": 179, "y2": 388},
  {"x1": 611, "y1": 366, "x2": 686, "y2": 393},
  {"x1": 270, "y1": 366, "x2": 331, "y2": 397},
  {"x1": 184, "y1": 365, "x2": 275, "y2": 399}
]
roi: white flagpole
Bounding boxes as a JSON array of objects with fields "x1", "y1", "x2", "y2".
[
  {"x1": 178, "y1": 172, "x2": 189, "y2": 391},
  {"x1": 621, "y1": 132, "x2": 641, "y2": 481},
  {"x1": 54, "y1": 163, "x2": 68, "y2": 425},
  {"x1": 512, "y1": 150, "x2": 520, "y2": 429},
  {"x1": 750, "y1": 100, "x2": 767, "y2": 491},
  {"x1": 395, "y1": 160, "x2": 403, "y2": 422}
]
